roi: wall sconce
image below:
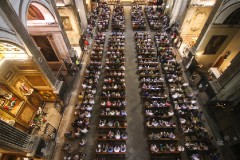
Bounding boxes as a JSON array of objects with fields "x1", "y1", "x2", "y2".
[{"x1": 223, "y1": 51, "x2": 231, "y2": 59}]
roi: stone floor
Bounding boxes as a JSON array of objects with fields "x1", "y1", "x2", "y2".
[
  {"x1": 124, "y1": 6, "x2": 150, "y2": 160},
  {"x1": 51, "y1": 5, "x2": 235, "y2": 160}
]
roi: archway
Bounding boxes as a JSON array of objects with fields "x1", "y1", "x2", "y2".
[
  {"x1": 0, "y1": 41, "x2": 29, "y2": 66},
  {"x1": 215, "y1": 2, "x2": 240, "y2": 24},
  {"x1": 27, "y1": 2, "x2": 55, "y2": 26},
  {"x1": 223, "y1": 8, "x2": 240, "y2": 25}
]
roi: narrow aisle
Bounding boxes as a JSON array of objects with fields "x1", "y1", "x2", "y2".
[
  {"x1": 53, "y1": 53, "x2": 90, "y2": 160},
  {"x1": 124, "y1": 6, "x2": 150, "y2": 160}
]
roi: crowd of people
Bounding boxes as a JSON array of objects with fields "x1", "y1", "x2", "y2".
[
  {"x1": 95, "y1": 32, "x2": 127, "y2": 160},
  {"x1": 98, "y1": 2, "x2": 110, "y2": 32},
  {"x1": 154, "y1": 32, "x2": 220, "y2": 160},
  {"x1": 131, "y1": 5, "x2": 146, "y2": 30},
  {"x1": 62, "y1": 3, "x2": 222, "y2": 160},
  {"x1": 145, "y1": 6, "x2": 162, "y2": 30},
  {"x1": 112, "y1": 3, "x2": 125, "y2": 31},
  {"x1": 62, "y1": 32, "x2": 106, "y2": 160},
  {"x1": 86, "y1": 7, "x2": 99, "y2": 38},
  {"x1": 135, "y1": 32, "x2": 183, "y2": 160}
]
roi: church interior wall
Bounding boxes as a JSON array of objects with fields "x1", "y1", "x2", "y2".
[
  {"x1": 85, "y1": 0, "x2": 92, "y2": 11},
  {"x1": 75, "y1": 0, "x2": 88, "y2": 30},
  {"x1": 195, "y1": 26, "x2": 238, "y2": 68},
  {"x1": 0, "y1": 10, "x2": 23, "y2": 47},
  {"x1": 58, "y1": 7, "x2": 81, "y2": 46},
  {"x1": 215, "y1": 71, "x2": 240, "y2": 103},
  {"x1": 180, "y1": 6, "x2": 213, "y2": 47},
  {"x1": 215, "y1": 30, "x2": 240, "y2": 73}
]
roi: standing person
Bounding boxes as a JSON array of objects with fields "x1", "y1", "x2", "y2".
[
  {"x1": 79, "y1": 92, "x2": 84, "y2": 104},
  {"x1": 90, "y1": 32, "x2": 93, "y2": 39},
  {"x1": 76, "y1": 58, "x2": 80, "y2": 67},
  {"x1": 84, "y1": 39, "x2": 89, "y2": 49}
]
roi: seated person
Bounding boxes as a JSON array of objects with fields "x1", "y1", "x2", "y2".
[
  {"x1": 150, "y1": 144, "x2": 159, "y2": 152},
  {"x1": 114, "y1": 145, "x2": 121, "y2": 152},
  {"x1": 80, "y1": 126, "x2": 88, "y2": 134},
  {"x1": 120, "y1": 144, "x2": 126, "y2": 152},
  {"x1": 107, "y1": 120, "x2": 113, "y2": 127},
  {"x1": 99, "y1": 119, "x2": 106, "y2": 127},
  {"x1": 96, "y1": 144, "x2": 101, "y2": 152},
  {"x1": 115, "y1": 130, "x2": 121, "y2": 139},
  {"x1": 107, "y1": 131, "x2": 114, "y2": 139},
  {"x1": 84, "y1": 111, "x2": 91, "y2": 118},
  {"x1": 86, "y1": 105, "x2": 93, "y2": 111},
  {"x1": 79, "y1": 138, "x2": 87, "y2": 146},
  {"x1": 121, "y1": 110, "x2": 127, "y2": 116},
  {"x1": 114, "y1": 121, "x2": 120, "y2": 127},
  {"x1": 108, "y1": 145, "x2": 114, "y2": 152},
  {"x1": 101, "y1": 101, "x2": 106, "y2": 106},
  {"x1": 168, "y1": 110, "x2": 174, "y2": 116},
  {"x1": 106, "y1": 100, "x2": 112, "y2": 106}
]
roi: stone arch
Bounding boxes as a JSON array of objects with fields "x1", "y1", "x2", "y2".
[
  {"x1": 19, "y1": 0, "x2": 56, "y2": 28},
  {"x1": 26, "y1": 2, "x2": 55, "y2": 26},
  {"x1": 0, "y1": 40, "x2": 29, "y2": 65},
  {"x1": 215, "y1": 2, "x2": 240, "y2": 24}
]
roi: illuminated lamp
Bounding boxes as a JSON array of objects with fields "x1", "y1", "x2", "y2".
[{"x1": 3, "y1": 53, "x2": 29, "y2": 60}]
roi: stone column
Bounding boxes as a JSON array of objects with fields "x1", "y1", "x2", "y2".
[
  {"x1": 164, "y1": 0, "x2": 174, "y2": 16},
  {"x1": 0, "y1": 0, "x2": 57, "y2": 88},
  {"x1": 74, "y1": 0, "x2": 88, "y2": 32},
  {"x1": 50, "y1": 0, "x2": 74, "y2": 63},
  {"x1": 170, "y1": 0, "x2": 189, "y2": 25},
  {"x1": 170, "y1": 0, "x2": 182, "y2": 24}
]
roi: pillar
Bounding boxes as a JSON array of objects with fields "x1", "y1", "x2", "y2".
[
  {"x1": 50, "y1": 0, "x2": 74, "y2": 63},
  {"x1": 170, "y1": 0, "x2": 189, "y2": 25},
  {"x1": 170, "y1": 0, "x2": 182, "y2": 24},
  {"x1": 74, "y1": 0, "x2": 88, "y2": 32}
]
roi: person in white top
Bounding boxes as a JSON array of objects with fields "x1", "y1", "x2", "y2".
[
  {"x1": 114, "y1": 146, "x2": 120, "y2": 152},
  {"x1": 115, "y1": 130, "x2": 121, "y2": 139}
]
